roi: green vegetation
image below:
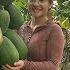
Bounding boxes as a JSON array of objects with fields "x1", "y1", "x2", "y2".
[
  {"x1": 5, "y1": 4, "x2": 24, "y2": 29},
  {"x1": 0, "y1": 36, "x2": 19, "y2": 67},
  {"x1": 4, "y1": 29, "x2": 28, "y2": 60},
  {"x1": 0, "y1": 8, "x2": 10, "y2": 33},
  {"x1": 0, "y1": 0, "x2": 28, "y2": 66},
  {"x1": 0, "y1": 0, "x2": 14, "y2": 6}
]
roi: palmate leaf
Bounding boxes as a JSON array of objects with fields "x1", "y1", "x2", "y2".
[
  {"x1": 57, "y1": 0, "x2": 68, "y2": 5},
  {"x1": 13, "y1": 0, "x2": 27, "y2": 9}
]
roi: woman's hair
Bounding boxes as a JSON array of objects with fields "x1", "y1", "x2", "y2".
[{"x1": 49, "y1": 0, "x2": 53, "y2": 4}]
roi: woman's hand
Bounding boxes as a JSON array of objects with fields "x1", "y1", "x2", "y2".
[{"x1": 2, "y1": 60, "x2": 24, "y2": 70}]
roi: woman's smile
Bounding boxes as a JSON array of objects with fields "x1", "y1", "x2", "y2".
[
  {"x1": 28, "y1": 0, "x2": 51, "y2": 17},
  {"x1": 32, "y1": 6, "x2": 43, "y2": 13}
]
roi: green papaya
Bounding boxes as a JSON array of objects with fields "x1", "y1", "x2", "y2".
[
  {"x1": 4, "y1": 29, "x2": 28, "y2": 60},
  {"x1": 0, "y1": 0, "x2": 14, "y2": 6},
  {"x1": 0, "y1": 8, "x2": 10, "y2": 33},
  {"x1": 0, "y1": 36, "x2": 19, "y2": 67},
  {"x1": 0, "y1": 28, "x2": 3, "y2": 46},
  {"x1": 5, "y1": 4, "x2": 24, "y2": 29}
]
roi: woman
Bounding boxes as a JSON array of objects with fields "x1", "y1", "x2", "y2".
[{"x1": 3, "y1": 0, "x2": 65, "y2": 70}]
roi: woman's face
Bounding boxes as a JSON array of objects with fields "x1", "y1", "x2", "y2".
[{"x1": 28, "y1": 0, "x2": 51, "y2": 17}]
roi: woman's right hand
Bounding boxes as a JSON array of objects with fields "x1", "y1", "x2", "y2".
[{"x1": 2, "y1": 60, "x2": 24, "y2": 70}]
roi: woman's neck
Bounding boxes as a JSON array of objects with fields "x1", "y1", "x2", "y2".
[{"x1": 31, "y1": 15, "x2": 48, "y2": 27}]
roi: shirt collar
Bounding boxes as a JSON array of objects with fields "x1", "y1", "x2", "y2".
[{"x1": 25, "y1": 19, "x2": 53, "y2": 34}]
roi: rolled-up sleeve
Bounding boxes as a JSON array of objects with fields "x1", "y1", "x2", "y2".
[{"x1": 22, "y1": 24, "x2": 65, "y2": 70}]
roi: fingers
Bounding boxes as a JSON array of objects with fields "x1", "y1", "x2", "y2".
[
  {"x1": 2, "y1": 66, "x2": 9, "y2": 70},
  {"x1": 3, "y1": 65, "x2": 19, "y2": 70},
  {"x1": 14, "y1": 60, "x2": 24, "y2": 69},
  {"x1": 14, "y1": 60, "x2": 22, "y2": 66},
  {"x1": 2, "y1": 60, "x2": 24, "y2": 70}
]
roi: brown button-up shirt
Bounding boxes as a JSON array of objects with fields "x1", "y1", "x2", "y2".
[{"x1": 18, "y1": 20, "x2": 65, "y2": 70}]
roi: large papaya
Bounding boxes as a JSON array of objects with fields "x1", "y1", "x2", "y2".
[
  {"x1": 0, "y1": 8, "x2": 10, "y2": 34},
  {"x1": 0, "y1": 0, "x2": 14, "y2": 6},
  {"x1": 0, "y1": 28, "x2": 3, "y2": 46},
  {"x1": 0, "y1": 36, "x2": 19, "y2": 68},
  {"x1": 4, "y1": 29, "x2": 28, "y2": 60},
  {"x1": 5, "y1": 4, "x2": 24, "y2": 29}
]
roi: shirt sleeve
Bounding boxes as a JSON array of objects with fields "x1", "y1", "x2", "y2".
[
  {"x1": 18, "y1": 23, "x2": 30, "y2": 45},
  {"x1": 22, "y1": 24, "x2": 65, "y2": 70}
]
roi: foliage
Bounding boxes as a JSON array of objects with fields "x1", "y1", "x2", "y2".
[{"x1": 13, "y1": 0, "x2": 31, "y2": 21}]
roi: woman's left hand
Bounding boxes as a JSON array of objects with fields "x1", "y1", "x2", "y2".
[{"x1": 2, "y1": 60, "x2": 24, "y2": 70}]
